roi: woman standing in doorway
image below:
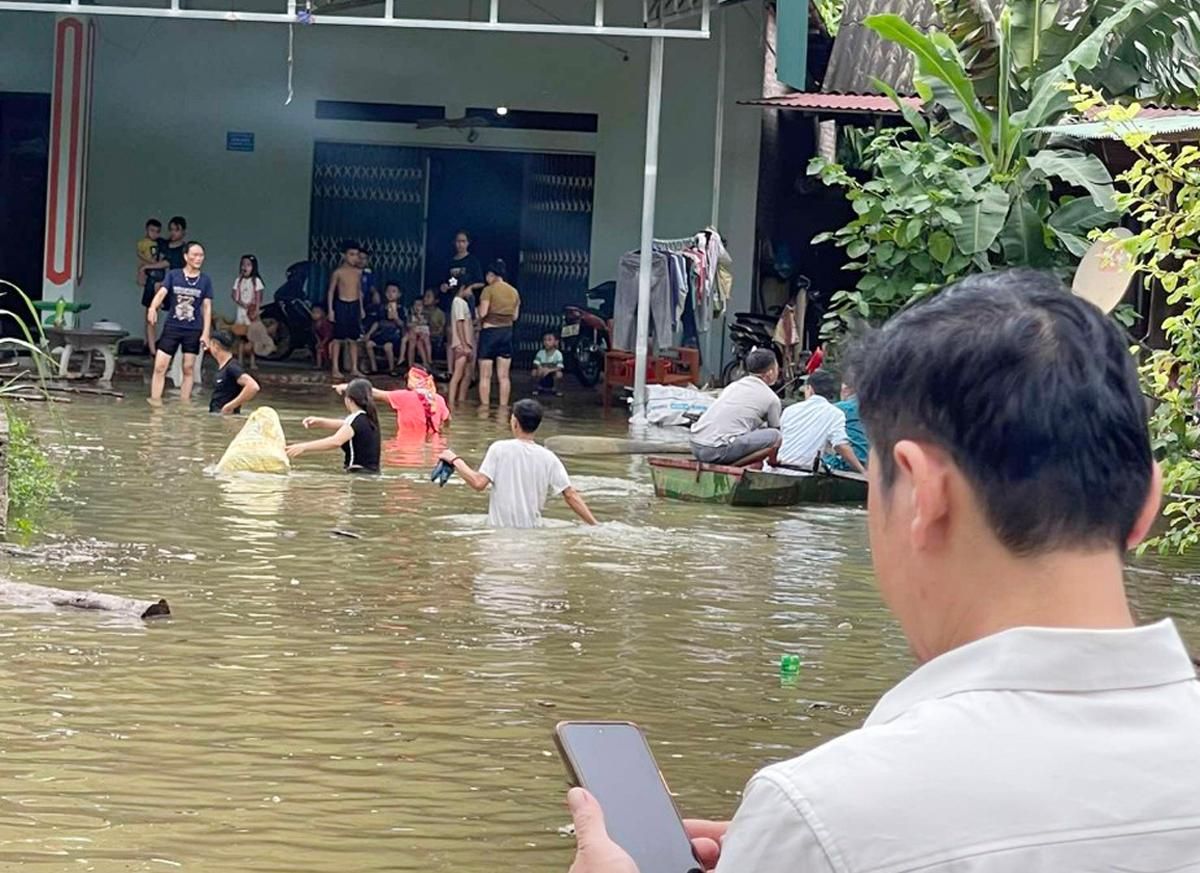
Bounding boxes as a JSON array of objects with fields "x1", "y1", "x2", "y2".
[
  {"x1": 147, "y1": 240, "x2": 213, "y2": 404},
  {"x1": 477, "y1": 259, "x2": 520, "y2": 409},
  {"x1": 439, "y1": 230, "x2": 484, "y2": 375},
  {"x1": 438, "y1": 230, "x2": 484, "y2": 317}
]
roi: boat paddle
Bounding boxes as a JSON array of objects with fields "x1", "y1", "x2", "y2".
[{"x1": 543, "y1": 435, "x2": 692, "y2": 456}]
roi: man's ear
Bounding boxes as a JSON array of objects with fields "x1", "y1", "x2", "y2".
[
  {"x1": 893, "y1": 440, "x2": 952, "y2": 552},
  {"x1": 1126, "y1": 462, "x2": 1164, "y2": 550}
]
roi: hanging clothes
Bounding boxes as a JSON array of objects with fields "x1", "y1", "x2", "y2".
[
  {"x1": 614, "y1": 251, "x2": 674, "y2": 352},
  {"x1": 614, "y1": 228, "x2": 733, "y2": 352}
]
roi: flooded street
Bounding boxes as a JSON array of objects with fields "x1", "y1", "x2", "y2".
[{"x1": 1, "y1": 385, "x2": 1198, "y2": 872}]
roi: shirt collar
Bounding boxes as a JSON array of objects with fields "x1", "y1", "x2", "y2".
[{"x1": 866, "y1": 619, "x2": 1197, "y2": 727}]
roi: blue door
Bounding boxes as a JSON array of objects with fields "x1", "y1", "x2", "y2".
[{"x1": 309, "y1": 142, "x2": 427, "y2": 303}]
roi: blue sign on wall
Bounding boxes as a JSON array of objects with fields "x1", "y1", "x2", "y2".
[{"x1": 226, "y1": 131, "x2": 255, "y2": 152}]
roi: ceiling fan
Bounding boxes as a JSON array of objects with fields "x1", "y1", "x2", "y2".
[{"x1": 416, "y1": 114, "x2": 494, "y2": 131}]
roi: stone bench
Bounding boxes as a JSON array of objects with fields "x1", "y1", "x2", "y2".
[{"x1": 45, "y1": 327, "x2": 129, "y2": 386}]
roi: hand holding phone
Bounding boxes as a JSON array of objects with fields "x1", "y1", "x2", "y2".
[{"x1": 556, "y1": 721, "x2": 703, "y2": 873}]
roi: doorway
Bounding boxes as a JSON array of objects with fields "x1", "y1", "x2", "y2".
[
  {"x1": 0, "y1": 92, "x2": 50, "y2": 308},
  {"x1": 423, "y1": 149, "x2": 524, "y2": 296},
  {"x1": 309, "y1": 143, "x2": 595, "y2": 365}
]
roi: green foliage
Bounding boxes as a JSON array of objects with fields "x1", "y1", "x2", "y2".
[
  {"x1": 6, "y1": 411, "x2": 61, "y2": 533},
  {"x1": 0, "y1": 280, "x2": 68, "y2": 533},
  {"x1": 0, "y1": 280, "x2": 51, "y2": 395},
  {"x1": 806, "y1": 0, "x2": 1188, "y2": 329},
  {"x1": 1074, "y1": 91, "x2": 1200, "y2": 554},
  {"x1": 812, "y1": 0, "x2": 845, "y2": 36}
]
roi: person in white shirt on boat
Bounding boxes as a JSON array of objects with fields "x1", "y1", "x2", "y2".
[
  {"x1": 770, "y1": 368, "x2": 865, "y2": 474},
  {"x1": 688, "y1": 348, "x2": 782, "y2": 466},
  {"x1": 564, "y1": 269, "x2": 1200, "y2": 873}
]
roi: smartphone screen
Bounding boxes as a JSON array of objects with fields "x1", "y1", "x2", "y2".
[{"x1": 556, "y1": 721, "x2": 702, "y2": 873}]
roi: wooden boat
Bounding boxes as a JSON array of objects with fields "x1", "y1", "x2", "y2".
[{"x1": 648, "y1": 456, "x2": 868, "y2": 507}]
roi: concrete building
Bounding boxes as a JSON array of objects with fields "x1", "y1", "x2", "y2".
[{"x1": 0, "y1": 1, "x2": 768, "y2": 374}]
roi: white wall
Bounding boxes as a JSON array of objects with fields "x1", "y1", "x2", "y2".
[{"x1": 1, "y1": 4, "x2": 764, "y2": 362}]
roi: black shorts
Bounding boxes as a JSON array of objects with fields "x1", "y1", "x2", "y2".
[
  {"x1": 158, "y1": 323, "x2": 203, "y2": 357},
  {"x1": 141, "y1": 273, "x2": 165, "y2": 308},
  {"x1": 333, "y1": 299, "x2": 363, "y2": 340},
  {"x1": 373, "y1": 325, "x2": 403, "y2": 347},
  {"x1": 478, "y1": 326, "x2": 514, "y2": 361}
]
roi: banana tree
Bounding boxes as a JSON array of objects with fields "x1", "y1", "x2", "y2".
[{"x1": 835, "y1": 5, "x2": 1132, "y2": 275}]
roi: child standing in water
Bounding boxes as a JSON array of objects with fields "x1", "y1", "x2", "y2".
[
  {"x1": 232, "y1": 254, "x2": 265, "y2": 369},
  {"x1": 326, "y1": 240, "x2": 365, "y2": 380}
]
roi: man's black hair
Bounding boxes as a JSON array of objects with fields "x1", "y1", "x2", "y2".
[
  {"x1": 168, "y1": 215, "x2": 187, "y2": 230},
  {"x1": 146, "y1": 218, "x2": 162, "y2": 229},
  {"x1": 807, "y1": 368, "x2": 839, "y2": 401},
  {"x1": 340, "y1": 239, "x2": 360, "y2": 253},
  {"x1": 209, "y1": 330, "x2": 234, "y2": 351},
  {"x1": 512, "y1": 398, "x2": 544, "y2": 434},
  {"x1": 746, "y1": 348, "x2": 777, "y2": 376},
  {"x1": 852, "y1": 268, "x2": 1152, "y2": 556}
]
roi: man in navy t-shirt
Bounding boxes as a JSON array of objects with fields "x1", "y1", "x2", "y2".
[{"x1": 148, "y1": 240, "x2": 213, "y2": 403}]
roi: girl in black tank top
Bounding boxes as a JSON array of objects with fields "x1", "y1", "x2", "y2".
[{"x1": 285, "y1": 378, "x2": 381, "y2": 473}]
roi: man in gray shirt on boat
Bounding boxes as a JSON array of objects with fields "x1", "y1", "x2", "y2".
[{"x1": 688, "y1": 348, "x2": 782, "y2": 466}]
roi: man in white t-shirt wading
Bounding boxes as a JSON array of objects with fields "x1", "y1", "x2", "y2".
[{"x1": 438, "y1": 399, "x2": 597, "y2": 528}]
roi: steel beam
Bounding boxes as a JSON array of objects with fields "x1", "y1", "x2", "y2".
[
  {"x1": 0, "y1": 1, "x2": 710, "y2": 36},
  {"x1": 632, "y1": 35, "x2": 664, "y2": 421}
]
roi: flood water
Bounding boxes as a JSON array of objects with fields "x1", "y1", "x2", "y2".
[{"x1": 2, "y1": 383, "x2": 1198, "y2": 872}]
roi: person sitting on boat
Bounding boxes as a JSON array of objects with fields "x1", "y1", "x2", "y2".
[
  {"x1": 688, "y1": 348, "x2": 782, "y2": 467},
  {"x1": 771, "y1": 368, "x2": 865, "y2": 474},
  {"x1": 822, "y1": 370, "x2": 869, "y2": 472}
]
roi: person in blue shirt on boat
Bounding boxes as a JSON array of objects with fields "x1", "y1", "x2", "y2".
[
  {"x1": 770, "y1": 369, "x2": 865, "y2": 474},
  {"x1": 688, "y1": 348, "x2": 782, "y2": 467},
  {"x1": 824, "y1": 371, "x2": 869, "y2": 472}
]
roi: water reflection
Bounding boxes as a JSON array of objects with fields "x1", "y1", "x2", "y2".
[{"x1": 0, "y1": 386, "x2": 1195, "y2": 871}]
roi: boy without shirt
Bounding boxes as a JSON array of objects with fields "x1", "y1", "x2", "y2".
[{"x1": 326, "y1": 240, "x2": 366, "y2": 380}]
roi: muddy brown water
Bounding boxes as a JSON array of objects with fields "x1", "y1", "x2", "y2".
[{"x1": 1, "y1": 385, "x2": 1197, "y2": 871}]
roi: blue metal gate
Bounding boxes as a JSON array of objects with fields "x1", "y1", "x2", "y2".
[{"x1": 309, "y1": 142, "x2": 427, "y2": 303}]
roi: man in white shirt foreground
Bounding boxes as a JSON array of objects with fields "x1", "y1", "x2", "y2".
[
  {"x1": 439, "y1": 399, "x2": 597, "y2": 529},
  {"x1": 566, "y1": 269, "x2": 1200, "y2": 872},
  {"x1": 771, "y1": 368, "x2": 865, "y2": 474}
]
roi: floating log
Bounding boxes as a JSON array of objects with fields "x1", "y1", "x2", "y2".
[
  {"x1": 10, "y1": 378, "x2": 125, "y2": 399},
  {"x1": 0, "y1": 580, "x2": 169, "y2": 619}
]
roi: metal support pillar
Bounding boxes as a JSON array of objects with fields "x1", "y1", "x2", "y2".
[
  {"x1": 711, "y1": 12, "x2": 728, "y2": 375},
  {"x1": 632, "y1": 36, "x2": 665, "y2": 421}
]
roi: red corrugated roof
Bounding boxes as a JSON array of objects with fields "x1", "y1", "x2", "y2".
[
  {"x1": 739, "y1": 94, "x2": 1200, "y2": 118},
  {"x1": 739, "y1": 93, "x2": 921, "y2": 113}
]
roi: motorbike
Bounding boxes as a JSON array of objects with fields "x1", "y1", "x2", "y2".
[
  {"x1": 561, "y1": 281, "x2": 614, "y2": 388},
  {"x1": 720, "y1": 274, "x2": 814, "y2": 398},
  {"x1": 259, "y1": 261, "x2": 314, "y2": 361}
]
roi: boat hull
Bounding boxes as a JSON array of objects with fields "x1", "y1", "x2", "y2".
[{"x1": 648, "y1": 457, "x2": 867, "y2": 507}]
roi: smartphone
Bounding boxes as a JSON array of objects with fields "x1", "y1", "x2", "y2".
[{"x1": 555, "y1": 720, "x2": 703, "y2": 873}]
